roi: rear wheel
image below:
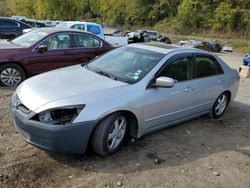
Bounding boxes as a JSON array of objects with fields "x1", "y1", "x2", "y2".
[
  {"x1": 211, "y1": 92, "x2": 229, "y2": 118},
  {"x1": 91, "y1": 113, "x2": 127, "y2": 156},
  {"x1": 0, "y1": 64, "x2": 26, "y2": 87}
]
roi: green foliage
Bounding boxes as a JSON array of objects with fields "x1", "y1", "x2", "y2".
[
  {"x1": 0, "y1": 0, "x2": 11, "y2": 16},
  {"x1": 2, "y1": 0, "x2": 249, "y2": 39}
]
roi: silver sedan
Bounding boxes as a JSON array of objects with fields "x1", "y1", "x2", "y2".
[{"x1": 11, "y1": 44, "x2": 239, "y2": 156}]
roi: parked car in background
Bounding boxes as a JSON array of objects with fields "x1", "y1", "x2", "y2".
[
  {"x1": 0, "y1": 17, "x2": 32, "y2": 39},
  {"x1": 144, "y1": 30, "x2": 159, "y2": 41},
  {"x1": 194, "y1": 42, "x2": 222, "y2": 53},
  {"x1": 11, "y1": 44, "x2": 239, "y2": 156},
  {"x1": 179, "y1": 40, "x2": 201, "y2": 46},
  {"x1": 0, "y1": 28, "x2": 113, "y2": 87},
  {"x1": 156, "y1": 36, "x2": 172, "y2": 44},
  {"x1": 11, "y1": 16, "x2": 27, "y2": 21},
  {"x1": 222, "y1": 45, "x2": 233, "y2": 53},
  {"x1": 56, "y1": 21, "x2": 104, "y2": 39},
  {"x1": 126, "y1": 31, "x2": 144, "y2": 43},
  {"x1": 112, "y1": 30, "x2": 131, "y2": 37}
]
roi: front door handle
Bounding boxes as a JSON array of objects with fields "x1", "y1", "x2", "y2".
[
  {"x1": 185, "y1": 87, "x2": 196, "y2": 92},
  {"x1": 218, "y1": 80, "x2": 225, "y2": 84}
]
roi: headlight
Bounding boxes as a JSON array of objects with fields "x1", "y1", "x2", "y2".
[{"x1": 32, "y1": 105, "x2": 85, "y2": 125}]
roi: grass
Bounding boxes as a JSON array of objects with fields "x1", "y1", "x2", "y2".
[
  {"x1": 162, "y1": 33, "x2": 250, "y2": 54},
  {"x1": 153, "y1": 22, "x2": 250, "y2": 54}
]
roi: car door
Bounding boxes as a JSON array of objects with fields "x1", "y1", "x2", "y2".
[
  {"x1": 69, "y1": 33, "x2": 107, "y2": 64},
  {"x1": 28, "y1": 33, "x2": 77, "y2": 75},
  {"x1": 189, "y1": 54, "x2": 226, "y2": 113},
  {"x1": 143, "y1": 54, "x2": 197, "y2": 132}
]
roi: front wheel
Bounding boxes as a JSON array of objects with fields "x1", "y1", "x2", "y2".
[
  {"x1": 91, "y1": 113, "x2": 127, "y2": 156},
  {"x1": 0, "y1": 64, "x2": 26, "y2": 87},
  {"x1": 211, "y1": 92, "x2": 229, "y2": 118}
]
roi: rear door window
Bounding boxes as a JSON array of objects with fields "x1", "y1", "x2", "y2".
[
  {"x1": 72, "y1": 34, "x2": 101, "y2": 48},
  {"x1": 194, "y1": 55, "x2": 224, "y2": 78}
]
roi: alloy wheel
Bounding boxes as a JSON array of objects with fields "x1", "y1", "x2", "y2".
[
  {"x1": 0, "y1": 68, "x2": 22, "y2": 86},
  {"x1": 214, "y1": 94, "x2": 228, "y2": 116},
  {"x1": 107, "y1": 116, "x2": 126, "y2": 150}
]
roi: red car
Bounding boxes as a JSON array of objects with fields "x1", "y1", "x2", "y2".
[{"x1": 0, "y1": 28, "x2": 113, "y2": 87}]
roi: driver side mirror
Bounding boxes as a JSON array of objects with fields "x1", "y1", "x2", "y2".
[
  {"x1": 154, "y1": 77, "x2": 175, "y2": 88},
  {"x1": 37, "y1": 45, "x2": 48, "y2": 53}
]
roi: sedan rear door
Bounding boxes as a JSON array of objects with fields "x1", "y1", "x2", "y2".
[
  {"x1": 69, "y1": 33, "x2": 109, "y2": 64},
  {"x1": 188, "y1": 54, "x2": 226, "y2": 113}
]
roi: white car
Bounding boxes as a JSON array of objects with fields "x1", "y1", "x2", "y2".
[
  {"x1": 222, "y1": 45, "x2": 233, "y2": 53},
  {"x1": 56, "y1": 21, "x2": 104, "y2": 39}
]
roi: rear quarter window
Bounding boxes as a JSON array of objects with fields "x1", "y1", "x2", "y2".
[
  {"x1": 194, "y1": 56, "x2": 224, "y2": 78},
  {"x1": 87, "y1": 25, "x2": 101, "y2": 35}
]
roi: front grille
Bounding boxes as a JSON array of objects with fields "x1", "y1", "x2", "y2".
[
  {"x1": 15, "y1": 95, "x2": 31, "y2": 114},
  {"x1": 18, "y1": 104, "x2": 30, "y2": 114}
]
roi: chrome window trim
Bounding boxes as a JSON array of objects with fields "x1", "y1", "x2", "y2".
[{"x1": 31, "y1": 32, "x2": 103, "y2": 52}]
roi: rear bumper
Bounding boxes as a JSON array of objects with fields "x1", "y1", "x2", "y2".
[{"x1": 11, "y1": 97, "x2": 96, "y2": 154}]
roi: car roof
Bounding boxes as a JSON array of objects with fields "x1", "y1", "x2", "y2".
[
  {"x1": 0, "y1": 17, "x2": 32, "y2": 27},
  {"x1": 59, "y1": 21, "x2": 102, "y2": 27},
  {"x1": 0, "y1": 17, "x2": 12, "y2": 19},
  {"x1": 32, "y1": 27, "x2": 95, "y2": 35},
  {"x1": 129, "y1": 42, "x2": 210, "y2": 55}
]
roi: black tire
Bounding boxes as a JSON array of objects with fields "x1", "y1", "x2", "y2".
[
  {"x1": 0, "y1": 64, "x2": 26, "y2": 87},
  {"x1": 211, "y1": 92, "x2": 229, "y2": 118},
  {"x1": 91, "y1": 112, "x2": 127, "y2": 156}
]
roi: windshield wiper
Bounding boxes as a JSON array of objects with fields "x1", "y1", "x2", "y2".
[
  {"x1": 85, "y1": 67, "x2": 132, "y2": 84},
  {"x1": 7, "y1": 40, "x2": 20, "y2": 46},
  {"x1": 7, "y1": 40, "x2": 15, "y2": 45},
  {"x1": 95, "y1": 70, "x2": 118, "y2": 81}
]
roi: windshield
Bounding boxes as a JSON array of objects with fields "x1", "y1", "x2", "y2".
[
  {"x1": 87, "y1": 46, "x2": 165, "y2": 84},
  {"x1": 55, "y1": 22, "x2": 72, "y2": 28},
  {"x1": 11, "y1": 30, "x2": 48, "y2": 47}
]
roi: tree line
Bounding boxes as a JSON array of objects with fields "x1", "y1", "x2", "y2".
[{"x1": 1, "y1": 0, "x2": 250, "y2": 37}]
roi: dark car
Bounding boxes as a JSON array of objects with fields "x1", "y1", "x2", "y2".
[
  {"x1": 0, "y1": 17, "x2": 32, "y2": 39},
  {"x1": 0, "y1": 28, "x2": 113, "y2": 87},
  {"x1": 113, "y1": 30, "x2": 131, "y2": 37},
  {"x1": 156, "y1": 36, "x2": 172, "y2": 44},
  {"x1": 126, "y1": 31, "x2": 144, "y2": 43},
  {"x1": 195, "y1": 41, "x2": 222, "y2": 53},
  {"x1": 144, "y1": 30, "x2": 159, "y2": 41}
]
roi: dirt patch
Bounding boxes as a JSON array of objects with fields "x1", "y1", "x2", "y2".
[{"x1": 0, "y1": 53, "x2": 250, "y2": 188}]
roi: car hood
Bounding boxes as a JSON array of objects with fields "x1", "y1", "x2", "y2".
[
  {"x1": 0, "y1": 40, "x2": 22, "y2": 49},
  {"x1": 16, "y1": 65, "x2": 128, "y2": 112}
]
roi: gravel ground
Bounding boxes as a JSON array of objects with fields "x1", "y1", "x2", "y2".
[{"x1": 0, "y1": 52, "x2": 250, "y2": 188}]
